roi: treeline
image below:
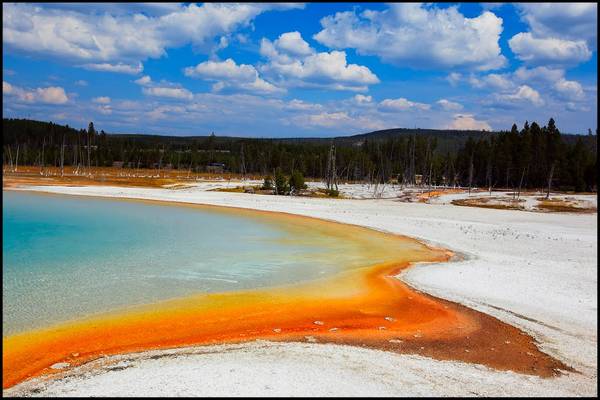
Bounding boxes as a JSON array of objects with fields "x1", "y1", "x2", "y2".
[{"x1": 3, "y1": 118, "x2": 597, "y2": 192}]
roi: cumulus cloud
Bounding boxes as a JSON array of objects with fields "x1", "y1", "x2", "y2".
[
  {"x1": 468, "y1": 73, "x2": 513, "y2": 90},
  {"x1": 313, "y1": 3, "x2": 506, "y2": 70},
  {"x1": 436, "y1": 99, "x2": 463, "y2": 111},
  {"x1": 74, "y1": 79, "x2": 88, "y2": 86},
  {"x1": 134, "y1": 75, "x2": 194, "y2": 100},
  {"x1": 142, "y1": 86, "x2": 193, "y2": 101},
  {"x1": 291, "y1": 111, "x2": 384, "y2": 131},
  {"x1": 134, "y1": 75, "x2": 152, "y2": 86},
  {"x1": 516, "y1": 3, "x2": 597, "y2": 47},
  {"x1": 447, "y1": 114, "x2": 491, "y2": 130},
  {"x1": 509, "y1": 33, "x2": 591, "y2": 65},
  {"x1": 493, "y1": 85, "x2": 544, "y2": 107},
  {"x1": 470, "y1": 67, "x2": 588, "y2": 104},
  {"x1": 2, "y1": 3, "x2": 302, "y2": 70},
  {"x1": 509, "y1": 4, "x2": 596, "y2": 66},
  {"x1": 80, "y1": 62, "x2": 144, "y2": 75},
  {"x1": 284, "y1": 99, "x2": 323, "y2": 111},
  {"x1": 446, "y1": 72, "x2": 463, "y2": 87},
  {"x1": 553, "y1": 78, "x2": 585, "y2": 101},
  {"x1": 379, "y1": 97, "x2": 430, "y2": 112},
  {"x1": 184, "y1": 58, "x2": 282, "y2": 94},
  {"x1": 353, "y1": 94, "x2": 373, "y2": 105},
  {"x1": 259, "y1": 31, "x2": 379, "y2": 92},
  {"x1": 3, "y1": 81, "x2": 68, "y2": 104},
  {"x1": 271, "y1": 31, "x2": 313, "y2": 57},
  {"x1": 92, "y1": 96, "x2": 111, "y2": 104}
]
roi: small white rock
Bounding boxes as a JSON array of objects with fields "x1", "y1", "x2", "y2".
[
  {"x1": 50, "y1": 362, "x2": 70, "y2": 370},
  {"x1": 313, "y1": 321, "x2": 324, "y2": 326}
]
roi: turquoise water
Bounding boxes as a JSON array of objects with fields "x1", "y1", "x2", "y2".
[{"x1": 2, "y1": 191, "x2": 367, "y2": 335}]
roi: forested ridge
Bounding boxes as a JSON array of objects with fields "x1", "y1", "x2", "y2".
[{"x1": 3, "y1": 117, "x2": 597, "y2": 192}]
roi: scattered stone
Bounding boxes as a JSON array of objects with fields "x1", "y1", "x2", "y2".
[
  {"x1": 378, "y1": 326, "x2": 386, "y2": 330},
  {"x1": 465, "y1": 349, "x2": 470, "y2": 353},
  {"x1": 50, "y1": 362, "x2": 70, "y2": 370},
  {"x1": 273, "y1": 328, "x2": 281, "y2": 333},
  {"x1": 505, "y1": 340, "x2": 511, "y2": 344},
  {"x1": 305, "y1": 336, "x2": 317, "y2": 343},
  {"x1": 328, "y1": 328, "x2": 338, "y2": 332},
  {"x1": 71, "y1": 353, "x2": 79, "y2": 357},
  {"x1": 384, "y1": 316, "x2": 396, "y2": 322},
  {"x1": 389, "y1": 339, "x2": 403, "y2": 344},
  {"x1": 413, "y1": 333, "x2": 422, "y2": 338},
  {"x1": 313, "y1": 320, "x2": 324, "y2": 326}
]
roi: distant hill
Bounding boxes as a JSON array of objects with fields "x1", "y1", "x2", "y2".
[{"x1": 3, "y1": 118, "x2": 593, "y2": 152}]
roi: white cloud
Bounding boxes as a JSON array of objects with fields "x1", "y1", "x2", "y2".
[
  {"x1": 284, "y1": 99, "x2": 323, "y2": 111},
  {"x1": 516, "y1": 3, "x2": 597, "y2": 47},
  {"x1": 3, "y1": 81, "x2": 68, "y2": 104},
  {"x1": 495, "y1": 85, "x2": 544, "y2": 107},
  {"x1": 512, "y1": 66, "x2": 564, "y2": 84},
  {"x1": 184, "y1": 58, "x2": 282, "y2": 94},
  {"x1": 436, "y1": 99, "x2": 463, "y2": 111},
  {"x1": 272, "y1": 31, "x2": 313, "y2": 57},
  {"x1": 74, "y1": 79, "x2": 88, "y2": 86},
  {"x1": 291, "y1": 111, "x2": 384, "y2": 131},
  {"x1": 446, "y1": 72, "x2": 462, "y2": 86},
  {"x1": 185, "y1": 58, "x2": 257, "y2": 81},
  {"x1": 470, "y1": 67, "x2": 588, "y2": 104},
  {"x1": 92, "y1": 96, "x2": 111, "y2": 104},
  {"x1": 509, "y1": 4, "x2": 596, "y2": 67},
  {"x1": 96, "y1": 104, "x2": 112, "y2": 115},
  {"x1": 447, "y1": 114, "x2": 491, "y2": 130},
  {"x1": 468, "y1": 73, "x2": 513, "y2": 90},
  {"x1": 379, "y1": 97, "x2": 430, "y2": 112},
  {"x1": 259, "y1": 32, "x2": 379, "y2": 92},
  {"x1": 353, "y1": 94, "x2": 373, "y2": 105},
  {"x1": 134, "y1": 75, "x2": 152, "y2": 86},
  {"x1": 2, "y1": 3, "x2": 302, "y2": 69},
  {"x1": 314, "y1": 3, "x2": 506, "y2": 70},
  {"x1": 81, "y1": 62, "x2": 144, "y2": 75},
  {"x1": 142, "y1": 86, "x2": 193, "y2": 100},
  {"x1": 509, "y1": 33, "x2": 591, "y2": 65},
  {"x1": 554, "y1": 78, "x2": 585, "y2": 101}
]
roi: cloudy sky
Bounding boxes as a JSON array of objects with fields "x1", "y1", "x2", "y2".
[{"x1": 2, "y1": 2, "x2": 597, "y2": 137}]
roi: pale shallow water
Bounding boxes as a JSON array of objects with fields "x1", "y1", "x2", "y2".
[{"x1": 3, "y1": 191, "x2": 384, "y2": 335}]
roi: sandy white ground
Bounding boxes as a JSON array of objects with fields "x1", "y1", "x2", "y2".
[{"x1": 5, "y1": 184, "x2": 598, "y2": 397}]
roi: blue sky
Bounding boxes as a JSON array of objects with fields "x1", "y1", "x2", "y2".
[{"x1": 3, "y1": 3, "x2": 597, "y2": 137}]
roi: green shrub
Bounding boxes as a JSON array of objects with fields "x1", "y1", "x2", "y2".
[
  {"x1": 288, "y1": 171, "x2": 307, "y2": 194},
  {"x1": 274, "y1": 168, "x2": 289, "y2": 195},
  {"x1": 326, "y1": 188, "x2": 339, "y2": 197},
  {"x1": 262, "y1": 176, "x2": 273, "y2": 190}
]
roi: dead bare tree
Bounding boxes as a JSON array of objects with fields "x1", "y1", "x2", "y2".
[
  {"x1": 7, "y1": 146, "x2": 13, "y2": 172},
  {"x1": 325, "y1": 143, "x2": 338, "y2": 191},
  {"x1": 240, "y1": 143, "x2": 246, "y2": 180},
  {"x1": 546, "y1": 162, "x2": 555, "y2": 199},
  {"x1": 486, "y1": 155, "x2": 493, "y2": 196},
  {"x1": 468, "y1": 153, "x2": 474, "y2": 195},
  {"x1": 516, "y1": 166, "x2": 527, "y2": 200},
  {"x1": 41, "y1": 137, "x2": 45, "y2": 175},
  {"x1": 60, "y1": 135, "x2": 65, "y2": 177}
]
